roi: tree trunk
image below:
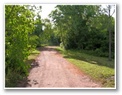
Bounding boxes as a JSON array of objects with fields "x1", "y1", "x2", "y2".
[
  {"x1": 108, "y1": 5, "x2": 112, "y2": 61},
  {"x1": 108, "y1": 20, "x2": 112, "y2": 61}
]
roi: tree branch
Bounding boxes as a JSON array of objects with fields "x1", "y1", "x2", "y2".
[{"x1": 111, "y1": 9, "x2": 115, "y2": 16}]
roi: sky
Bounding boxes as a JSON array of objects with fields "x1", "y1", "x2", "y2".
[
  {"x1": 40, "y1": 4, "x2": 116, "y2": 20},
  {"x1": 40, "y1": 4, "x2": 57, "y2": 19}
]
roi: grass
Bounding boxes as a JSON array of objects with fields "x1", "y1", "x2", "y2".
[
  {"x1": 55, "y1": 46, "x2": 115, "y2": 88},
  {"x1": 26, "y1": 48, "x2": 40, "y2": 64},
  {"x1": 28, "y1": 49, "x2": 40, "y2": 60}
]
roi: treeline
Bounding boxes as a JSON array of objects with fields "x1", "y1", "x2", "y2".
[
  {"x1": 49, "y1": 5, "x2": 115, "y2": 58},
  {"x1": 5, "y1": 5, "x2": 42, "y2": 86},
  {"x1": 39, "y1": 18, "x2": 60, "y2": 45}
]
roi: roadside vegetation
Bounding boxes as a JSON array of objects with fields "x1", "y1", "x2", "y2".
[
  {"x1": 55, "y1": 47, "x2": 115, "y2": 87},
  {"x1": 26, "y1": 48, "x2": 40, "y2": 65},
  {"x1": 5, "y1": 48, "x2": 40, "y2": 87},
  {"x1": 5, "y1": 5, "x2": 42, "y2": 87}
]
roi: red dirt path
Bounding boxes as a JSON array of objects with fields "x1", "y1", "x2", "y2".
[{"x1": 26, "y1": 46, "x2": 101, "y2": 88}]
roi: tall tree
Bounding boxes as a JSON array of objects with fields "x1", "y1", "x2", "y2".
[
  {"x1": 105, "y1": 5, "x2": 115, "y2": 61},
  {"x1": 49, "y1": 5, "x2": 101, "y2": 49}
]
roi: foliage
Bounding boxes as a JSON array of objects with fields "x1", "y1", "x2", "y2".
[
  {"x1": 49, "y1": 5, "x2": 115, "y2": 58},
  {"x1": 33, "y1": 12, "x2": 43, "y2": 47},
  {"x1": 39, "y1": 18, "x2": 60, "y2": 45},
  {"x1": 5, "y1": 5, "x2": 42, "y2": 87}
]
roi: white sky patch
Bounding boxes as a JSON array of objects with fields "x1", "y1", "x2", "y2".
[
  {"x1": 40, "y1": 4, "x2": 57, "y2": 19},
  {"x1": 101, "y1": 4, "x2": 116, "y2": 18}
]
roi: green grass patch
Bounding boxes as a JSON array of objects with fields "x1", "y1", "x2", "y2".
[
  {"x1": 26, "y1": 48, "x2": 40, "y2": 64},
  {"x1": 55, "y1": 47, "x2": 115, "y2": 88}
]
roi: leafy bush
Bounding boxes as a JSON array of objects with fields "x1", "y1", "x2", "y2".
[{"x1": 5, "y1": 5, "x2": 37, "y2": 87}]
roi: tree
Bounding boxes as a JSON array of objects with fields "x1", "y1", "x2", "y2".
[
  {"x1": 103, "y1": 5, "x2": 115, "y2": 61},
  {"x1": 49, "y1": 5, "x2": 101, "y2": 49},
  {"x1": 49, "y1": 5, "x2": 115, "y2": 58},
  {"x1": 5, "y1": 5, "x2": 36, "y2": 86}
]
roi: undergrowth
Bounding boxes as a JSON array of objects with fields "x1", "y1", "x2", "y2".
[{"x1": 5, "y1": 48, "x2": 40, "y2": 87}]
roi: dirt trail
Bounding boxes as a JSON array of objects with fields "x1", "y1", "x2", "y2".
[{"x1": 26, "y1": 46, "x2": 101, "y2": 88}]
